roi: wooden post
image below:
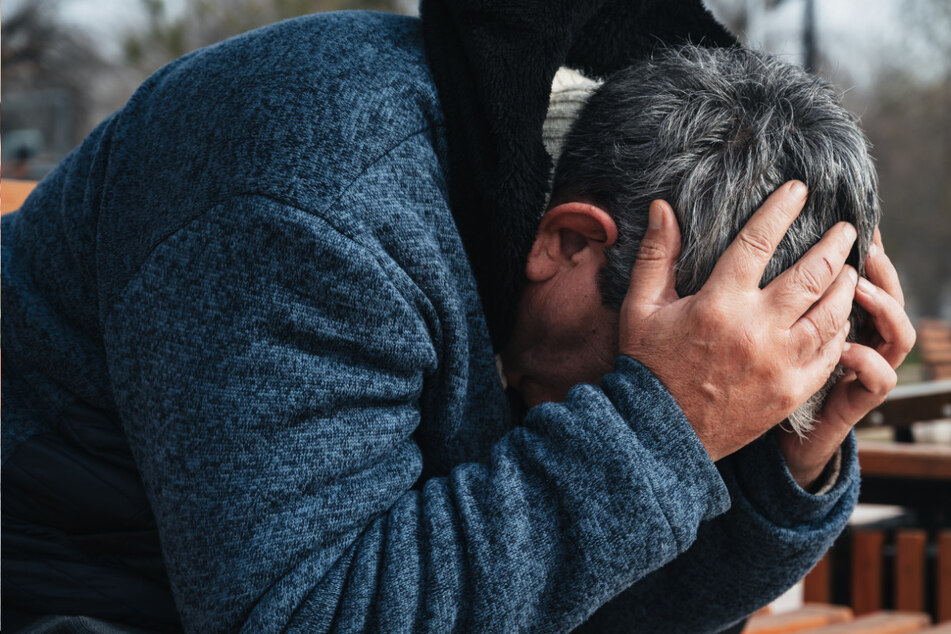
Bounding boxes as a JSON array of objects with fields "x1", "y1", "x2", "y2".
[
  {"x1": 852, "y1": 530, "x2": 885, "y2": 615},
  {"x1": 805, "y1": 551, "x2": 833, "y2": 603},
  {"x1": 939, "y1": 531, "x2": 951, "y2": 623},
  {"x1": 894, "y1": 530, "x2": 927, "y2": 612}
]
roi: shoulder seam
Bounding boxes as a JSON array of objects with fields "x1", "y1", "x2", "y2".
[
  {"x1": 250, "y1": 125, "x2": 438, "y2": 243},
  {"x1": 101, "y1": 125, "x2": 438, "y2": 323}
]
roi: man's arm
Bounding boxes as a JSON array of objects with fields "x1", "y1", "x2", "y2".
[
  {"x1": 102, "y1": 186, "x2": 732, "y2": 632},
  {"x1": 577, "y1": 193, "x2": 913, "y2": 632},
  {"x1": 577, "y1": 431, "x2": 859, "y2": 633},
  {"x1": 101, "y1": 156, "x2": 888, "y2": 632}
]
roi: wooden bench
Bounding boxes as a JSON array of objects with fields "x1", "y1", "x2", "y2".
[
  {"x1": 857, "y1": 379, "x2": 951, "y2": 434},
  {"x1": 1, "y1": 179, "x2": 38, "y2": 215},
  {"x1": 918, "y1": 320, "x2": 951, "y2": 381},
  {"x1": 744, "y1": 604, "x2": 854, "y2": 633},
  {"x1": 855, "y1": 380, "x2": 951, "y2": 521},
  {"x1": 744, "y1": 606, "x2": 935, "y2": 633},
  {"x1": 802, "y1": 528, "x2": 951, "y2": 623},
  {"x1": 802, "y1": 375, "x2": 951, "y2": 625}
]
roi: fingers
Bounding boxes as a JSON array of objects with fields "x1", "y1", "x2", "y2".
[
  {"x1": 625, "y1": 200, "x2": 682, "y2": 309},
  {"x1": 820, "y1": 342, "x2": 897, "y2": 428},
  {"x1": 789, "y1": 265, "x2": 858, "y2": 362},
  {"x1": 865, "y1": 228, "x2": 905, "y2": 307},
  {"x1": 855, "y1": 276, "x2": 916, "y2": 368},
  {"x1": 709, "y1": 181, "x2": 808, "y2": 289},
  {"x1": 767, "y1": 221, "x2": 858, "y2": 325}
]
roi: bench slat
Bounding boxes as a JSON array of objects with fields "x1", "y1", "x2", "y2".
[
  {"x1": 853, "y1": 530, "x2": 885, "y2": 615},
  {"x1": 801, "y1": 611, "x2": 930, "y2": 633},
  {"x1": 743, "y1": 604, "x2": 853, "y2": 633},
  {"x1": 804, "y1": 554, "x2": 833, "y2": 604},
  {"x1": 940, "y1": 532, "x2": 951, "y2": 623},
  {"x1": 895, "y1": 530, "x2": 927, "y2": 612},
  {"x1": 858, "y1": 443, "x2": 951, "y2": 480}
]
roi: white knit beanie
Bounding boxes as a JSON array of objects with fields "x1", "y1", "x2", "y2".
[
  {"x1": 543, "y1": 67, "x2": 603, "y2": 167},
  {"x1": 542, "y1": 67, "x2": 603, "y2": 208}
]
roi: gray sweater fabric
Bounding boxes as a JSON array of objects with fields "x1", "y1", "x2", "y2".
[{"x1": 1, "y1": 12, "x2": 858, "y2": 633}]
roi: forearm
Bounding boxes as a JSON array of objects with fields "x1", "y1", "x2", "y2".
[
  {"x1": 276, "y1": 363, "x2": 729, "y2": 633},
  {"x1": 577, "y1": 431, "x2": 859, "y2": 633},
  {"x1": 105, "y1": 198, "x2": 732, "y2": 632}
]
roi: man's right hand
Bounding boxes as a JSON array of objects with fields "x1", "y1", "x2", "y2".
[{"x1": 618, "y1": 181, "x2": 859, "y2": 462}]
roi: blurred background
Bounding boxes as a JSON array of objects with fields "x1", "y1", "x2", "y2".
[
  {"x1": 2, "y1": 1, "x2": 950, "y2": 626},
  {"x1": 1, "y1": 0, "x2": 949, "y2": 336}
]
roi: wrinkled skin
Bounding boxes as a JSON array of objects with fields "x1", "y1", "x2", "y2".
[{"x1": 620, "y1": 182, "x2": 915, "y2": 488}]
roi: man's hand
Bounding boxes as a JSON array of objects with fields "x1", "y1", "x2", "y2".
[
  {"x1": 775, "y1": 228, "x2": 916, "y2": 489},
  {"x1": 619, "y1": 181, "x2": 858, "y2": 462}
]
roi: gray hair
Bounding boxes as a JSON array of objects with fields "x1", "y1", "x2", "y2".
[{"x1": 552, "y1": 46, "x2": 880, "y2": 434}]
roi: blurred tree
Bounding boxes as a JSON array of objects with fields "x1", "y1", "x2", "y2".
[
  {"x1": 901, "y1": 0, "x2": 951, "y2": 62},
  {"x1": 2, "y1": 0, "x2": 109, "y2": 89},
  {"x1": 1, "y1": 0, "x2": 122, "y2": 171},
  {"x1": 704, "y1": 0, "x2": 950, "y2": 318},
  {"x1": 123, "y1": 0, "x2": 410, "y2": 76},
  {"x1": 859, "y1": 0, "x2": 951, "y2": 317}
]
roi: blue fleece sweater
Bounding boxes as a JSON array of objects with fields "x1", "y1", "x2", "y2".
[{"x1": 1, "y1": 11, "x2": 858, "y2": 633}]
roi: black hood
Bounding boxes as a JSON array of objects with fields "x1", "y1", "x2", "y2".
[{"x1": 420, "y1": 0, "x2": 737, "y2": 350}]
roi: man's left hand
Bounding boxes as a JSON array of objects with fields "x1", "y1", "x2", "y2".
[{"x1": 776, "y1": 229, "x2": 916, "y2": 490}]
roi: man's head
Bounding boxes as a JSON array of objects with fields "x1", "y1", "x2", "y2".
[{"x1": 503, "y1": 46, "x2": 880, "y2": 432}]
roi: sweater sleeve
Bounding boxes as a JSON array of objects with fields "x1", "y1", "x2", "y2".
[
  {"x1": 101, "y1": 192, "x2": 730, "y2": 633},
  {"x1": 577, "y1": 430, "x2": 859, "y2": 633}
]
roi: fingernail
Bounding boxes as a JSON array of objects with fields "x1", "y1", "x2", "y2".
[
  {"x1": 648, "y1": 203, "x2": 664, "y2": 230},
  {"x1": 843, "y1": 341, "x2": 852, "y2": 352},
  {"x1": 844, "y1": 223, "x2": 857, "y2": 242},
  {"x1": 848, "y1": 266, "x2": 858, "y2": 285},
  {"x1": 868, "y1": 242, "x2": 879, "y2": 258},
  {"x1": 789, "y1": 181, "x2": 808, "y2": 199},
  {"x1": 858, "y1": 276, "x2": 874, "y2": 293}
]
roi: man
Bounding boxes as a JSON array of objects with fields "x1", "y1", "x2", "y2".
[
  {"x1": 529, "y1": 44, "x2": 888, "y2": 439},
  {"x1": 502, "y1": 48, "x2": 915, "y2": 631},
  {"x1": 1, "y1": 9, "x2": 912, "y2": 634}
]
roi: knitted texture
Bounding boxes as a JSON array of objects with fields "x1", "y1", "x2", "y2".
[{"x1": 2, "y1": 13, "x2": 857, "y2": 633}]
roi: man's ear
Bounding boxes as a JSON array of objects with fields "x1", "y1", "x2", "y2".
[{"x1": 525, "y1": 202, "x2": 618, "y2": 282}]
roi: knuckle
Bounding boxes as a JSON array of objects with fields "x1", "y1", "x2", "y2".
[
  {"x1": 775, "y1": 388, "x2": 797, "y2": 415},
  {"x1": 901, "y1": 326, "x2": 917, "y2": 352},
  {"x1": 695, "y1": 296, "x2": 732, "y2": 331},
  {"x1": 878, "y1": 372, "x2": 898, "y2": 395},
  {"x1": 739, "y1": 326, "x2": 759, "y2": 356},
  {"x1": 819, "y1": 303, "x2": 846, "y2": 338},
  {"x1": 800, "y1": 315, "x2": 824, "y2": 348},
  {"x1": 820, "y1": 254, "x2": 838, "y2": 282},
  {"x1": 825, "y1": 347, "x2": 840, "y2": 376},
  {"x1": 738, "y1": 228, "x2": 775, "y2": 260},
  {"x1": 635, "y1": 239, "x2": 668, "y2": 263},
  {"x1": 731, "y1": 324, "x2": 761, "y2": 364},
  {"x1": 868, "y1": 367, "x2": 897, "y2": 399},
  {"x1": 884, "y1": 368, "x2": 898, "y2": 393},
  {"x1": 793, "y1": 261, "x2": 829, "y2": 298}
]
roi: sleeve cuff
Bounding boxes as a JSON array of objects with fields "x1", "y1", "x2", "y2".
[
  {"x1": 605, "y1": 356, "x2": 732, "y2": 541},
  {"x1": 807, "y1": 446, "x2": 843, "y2": 496},
  {"x1": 729, "y1": 429, "x2": 859, "y2": 528}
]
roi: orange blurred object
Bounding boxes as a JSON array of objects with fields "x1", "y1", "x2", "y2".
[{"x1": 1, "y1": 179, "x2": 38, "y2": 215}]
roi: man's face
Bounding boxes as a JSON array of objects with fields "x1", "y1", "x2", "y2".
[
  {"x1": 502, "y1": 274, "x2": 620, "y2": 408},
  {"x1": 500, "y1": 201, "x2": 620, "y2": 407}
]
